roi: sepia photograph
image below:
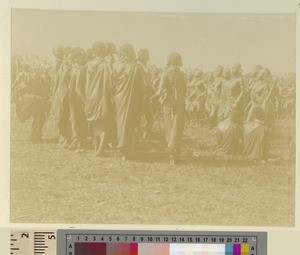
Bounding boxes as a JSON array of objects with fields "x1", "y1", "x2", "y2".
[{"x1": 10, "y1": 9, "x2": 296, "y2": 226}]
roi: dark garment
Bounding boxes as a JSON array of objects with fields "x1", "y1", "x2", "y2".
[
  {"x1": 142, "y1": 96, "x2": 154, "y2": 129},
  {"x1": 163, "y1": 105, "x2": 185, "y2": 150},
  {"x1": 157, "y1": 66, "x2": 186, "y2": 151},
  {"x1": 16, "y1": 76, "x2": 51, "y2": 140},
  {"x1": 139, "y1": 63, "x2": 155, "y2": 134},
  {"x1": 216, "y1": 118, "x2": 242, "y2": 155},
  {"x1": 157, "y1": 66, "x2": 186, "y2": 107},
  {"x1": 85, "y1": 57, "x2": 114, "y2": 124},
  {"x1": 243, "y1": 120, "x2": 269, "y2": 161},
  {"x1": 114, "y1": 59, "x2": 144, "y2": 149},
  {"x1": 30, "y1": 109, "x2": 46, "y2": 140}
]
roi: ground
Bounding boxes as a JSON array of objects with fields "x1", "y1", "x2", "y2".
[{"x1": 10, "y1": 106, "x2": 295, "y2": 226}]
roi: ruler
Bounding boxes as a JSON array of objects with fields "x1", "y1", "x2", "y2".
[
  {"x1": 10, "y1": 230, "x2": 57, "y2": 255},
  {"x1": 10, "y1": 230, "x2": 267, "y2": 255}
]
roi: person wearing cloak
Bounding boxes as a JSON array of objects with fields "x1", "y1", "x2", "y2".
[
  {"x1": 244, "y1": 65, "x2": 263, "y2": 105},
  {"x1": 15, "y1": 64, "x2": 51, "y2": 141},
  {"x1": 104, "y1": 42, "x2": 118, "y2": 149},
  {"x1": 113, "y1": 43, "x2": 144, "y2": 160},
  {"x1": 85, "y1": 42, "x2": 114, "y2": 156},
  {"x1": 215, "y1": 110, "x2": 243, "y2": 155},
  {"x1": 217, "y1": 67, "x2": 231, "y2": 121},
  {"x1": 222, "y1": 63, "x2": 244, "y2": 124},
  {"x1": 245, "y1": 68, "x2": 276, "y2": 127},
  {"x1": 152, "y1": 52, "x2": 187, "y2": 164},
  {"x1": 243, "y1": 106, "x2": 269, "y2": 162},
  {"x1": 51, "y1": 46, "x2": 73, "y2": 147},
  {"x1": 185, "y1": 69, "x2": 206, "y2": 123},
  {"x1": 137, "y1": 49, "x2": 155, "y2": 140},
  {"x1": 68, "y1": 48, "x2": 88, "y2": 151},
  {"x1": 205, "y1": 65, "x2": 223, "y2": 126}
]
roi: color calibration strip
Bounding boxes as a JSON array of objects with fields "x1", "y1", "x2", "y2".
[
  {"x1": 59, "y1": 230, "x2": 267, "y2": 255},
  {"x1": 74, "y1": 242, "x2": 250, "y2": 255}
]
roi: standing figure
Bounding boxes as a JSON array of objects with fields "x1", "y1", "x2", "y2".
[
  {"x1": 12, "y1": 63, "x2": 31, "y2": 104},
  {"x1": 245, "y1": 68, "x2": 276, "y2": 127},
  {"x1": 206, "y1": 65, "x2": 223, "y2": 126},
  {"x1": 217, "y1": 67, "x2": 231, "y2": 121},
  {"x1": 223, "y1": 63, "x2": 244, "y2": 124},
  {"x1": 104, "y1": 42, "x2": 118, "y2": 149},
  {"x1": 51, "y1": 46, "x2": 73, "y2": 147},
  {"x1": 152, "y1": 52, "x2": 187, "y2": 164},
  {"x1": 113, "y1": 43, "x2": 144, "y2": 159},
  {"x1": 15, "y1": 64, "x2": 51, "y2": 141},
  {"x1": 138, "y1": 49, "x2": 155, "y2": 140},
  {"x1": 68, "y1": 48, "x2": 88, "y2": 151},
  {"x1": 85, "y1": 42, "x2": 114, "y2": 156},
  {"x1": 243, "y1": 65, "x2": 263, "y2": 111},
  {"x1": 185, "y1": 69, "x2": 206, "y2": 123}
]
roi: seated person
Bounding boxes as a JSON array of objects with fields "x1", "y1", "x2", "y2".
[
  {"x1": 215, "y1": 110, "x2": 243, "y2": 155},
  {"x1": 243, "y1": 107, "x2": 269, "y2": 162}
]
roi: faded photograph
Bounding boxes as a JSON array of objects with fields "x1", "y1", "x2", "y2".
[{"x1": 11, "y1": 9, "x2": 295, "y2": 226}]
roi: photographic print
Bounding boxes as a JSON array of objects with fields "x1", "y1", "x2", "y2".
[{"x1": 10, "y1": 9, "x2": 296, "y2": 226}]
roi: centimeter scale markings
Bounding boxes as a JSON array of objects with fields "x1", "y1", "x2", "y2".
[
  {"x1": 59, "y1": 230, "x2": 267, "y2": 255},
  {"x1": 10, "y1": 230, "x2": 57, "y2": 255},
  {"x1": 10, "y1": 230, "x2": 267, "y2": 255},
  {"x1": 73, "y1": 234, "x2": 255, "y2": 243}
]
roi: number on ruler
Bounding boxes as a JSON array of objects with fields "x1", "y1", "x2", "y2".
[
  {"x1": 48, "y1": 235, "x2": 55, "y2": 240},
  {"x1": 21, "y1": 233, "x2": 29, "y2": 238}
]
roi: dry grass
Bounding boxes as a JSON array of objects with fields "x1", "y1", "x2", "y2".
[{"x1": 10, "y1": 106, "x2": 295, "y2": 226}]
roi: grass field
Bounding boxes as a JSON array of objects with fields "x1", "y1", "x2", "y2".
[{"x1": 10, "y1": 105, "x2": 295, "y2": 226}]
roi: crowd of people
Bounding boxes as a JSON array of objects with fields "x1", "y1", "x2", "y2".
[{"x1": 11, "y1": 43, "x2": 296, "y2": 164}]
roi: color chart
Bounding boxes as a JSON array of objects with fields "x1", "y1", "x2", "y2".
[{"x1": 57, "y1": 230, "x2": 267, "y2": 255}]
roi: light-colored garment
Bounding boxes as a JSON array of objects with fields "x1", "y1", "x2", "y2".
[
  {"x1": 216, "y1": 118, "x2": 242, "y2": 154},
  {"x1": 243, "y1": 120, "x2": 269, "y2": 161}
]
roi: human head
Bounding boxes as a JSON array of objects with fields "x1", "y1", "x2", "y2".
[
  {"x1": 85, "y1": 48, "x2": 95, "y2": 62},
  {"x1": 257, "y1": 69, "x2": 265, "y2": 80},
  {"x1": 194, "y1": 69, "x2": 203, "y2": 79},
  {"x1": 232, "y1": 63, "x2": 242, "y2": 76},
  {"x1": 64, "y1": 46, "x2": 74, "y2": 65},
  {"x1": 251, "y1": 65, "x2": 263, "y2": 77},
  {"x1": 21, "y1": 63, "x2": 31, "y2": 73},
  {"x1": 105, "y1": 42, "x2": 117, "y2": 56},
  {"x1": 119, "y1": 43, "x2": 136, "y2": 61},
  {"x1": 167, "y1": 52, "x2": 182, "y2": 67},
  {"x1": 214, "y1": 65, "x2": 224, "y2": 78},
  {"x1": 92, "y1": 42, "x2": 106, "y2": 58},
  {"x1": 262, "y1": 68, "x2": 271, "y2": 80},
  {"x1": 52, "y1": 44, "x2": 64, "y2": 60},
  {"x1": 223, "y1": 68, "x2": 231, "y2": 80},
  {"x1": 70, "y1": 47, "x2": 84, "y2": 66},
  {"x1": 207, "y1": 72, "x2": 214, "y2": 83},
  {"x1": 138, "y1": 49, "x2": 150, "y2": 63}
]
